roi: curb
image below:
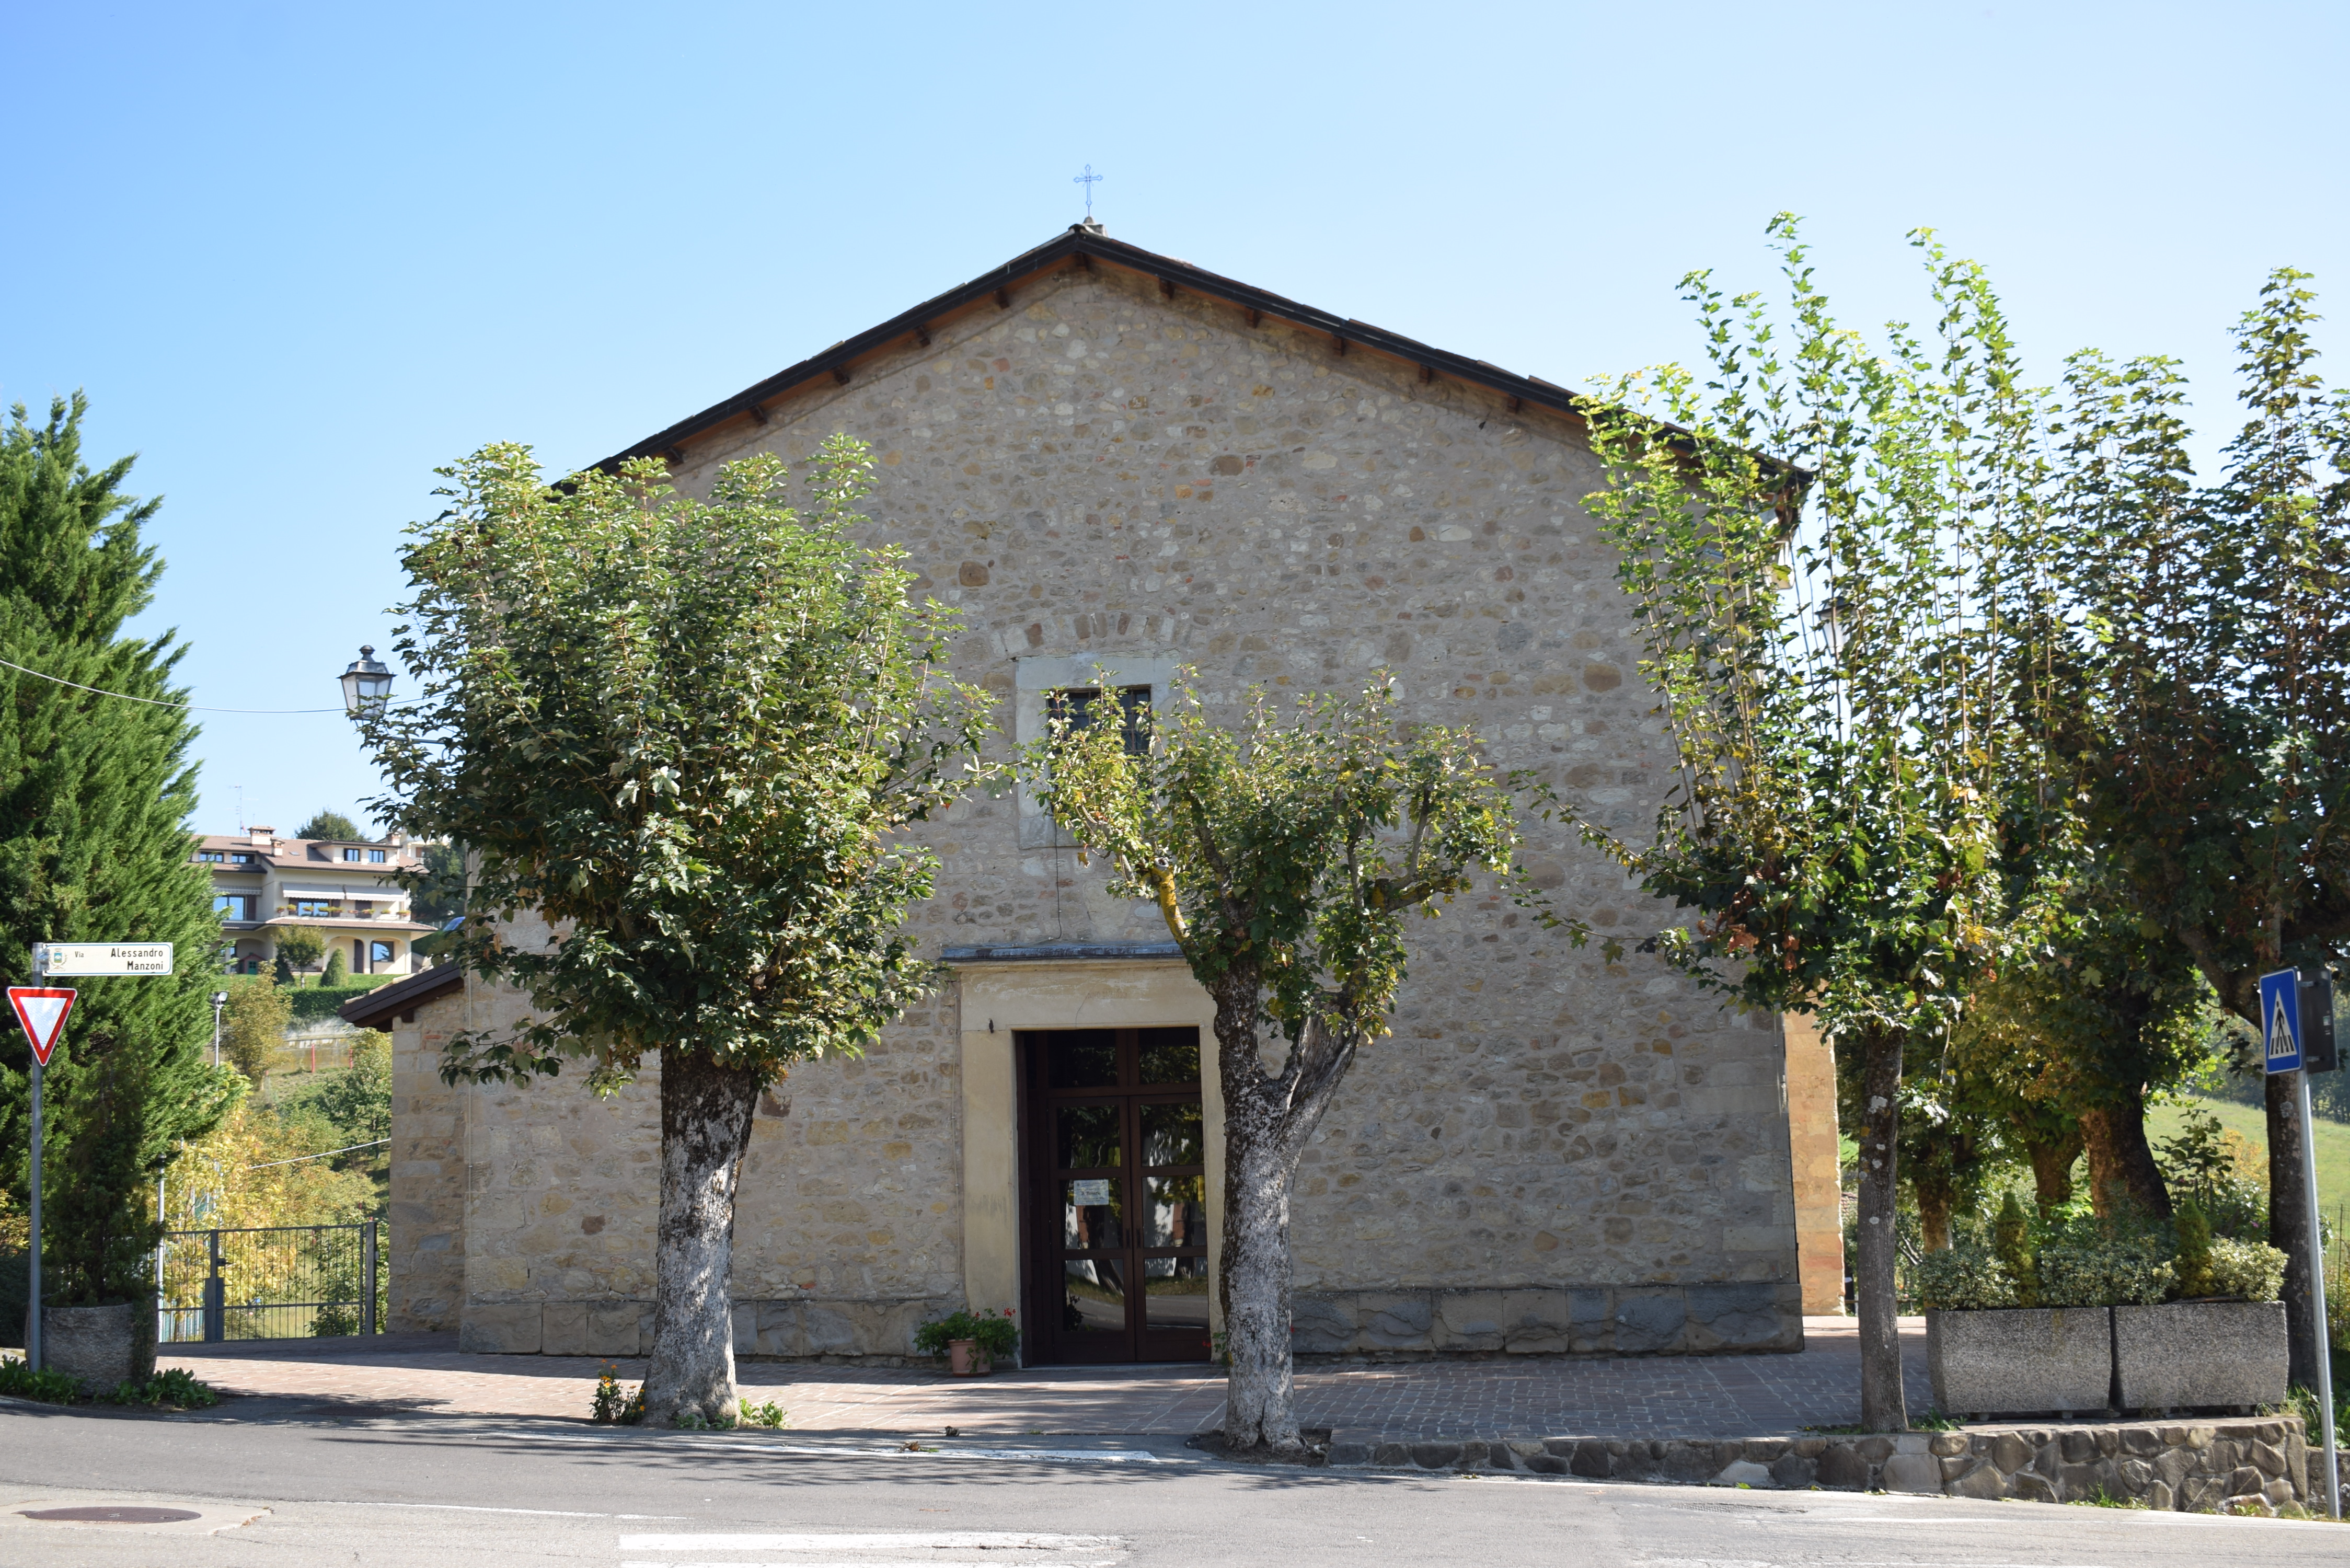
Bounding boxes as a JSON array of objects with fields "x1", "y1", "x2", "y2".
[{"x1": 1323, "y1": 1419, "x2": 2308, "y2": 1514}]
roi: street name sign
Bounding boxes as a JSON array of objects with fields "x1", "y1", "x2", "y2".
[
  {"x1": 33, "y1": 942, "x2": 172, "y2": 976},
  {"x1": 2263, "y1": 967, "x2": 2305, "y2": 1074},
  {"x1": 6, "y1": 987, "x2": 74, "y2": 1066}
]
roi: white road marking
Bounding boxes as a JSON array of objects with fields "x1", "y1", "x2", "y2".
[
  {"x1": 312, "y1": 1501, "x2": 688, "y2": 1518},
  {"x1": 618, "y1": 1534, "x2": 1120, "y2": 1550}
]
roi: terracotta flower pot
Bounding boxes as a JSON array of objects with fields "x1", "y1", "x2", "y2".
[
  {"x1": 947, "y1": 1338, "x2": 992, "y2": 1376},
  {"x1": 43, "y1": 1301, "x2": 155, "y2": 1394}
]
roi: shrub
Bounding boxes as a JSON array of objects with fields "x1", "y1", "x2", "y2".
[
  {"x1": 0, "y1": 1356, "x2": 82, "y2": 1404},
  {"x1": 107, "y1": 1368, "x2": 217, "y2": 1409},
  {"x1": 2173, "y1": 1200, "x2": 2215, "y2": 1296},
  {"x1": 321, "y1": 948, "x2": 348, "y2": 986},
  {"x1": 739, "y1": 1398, "x2": 788, "y2": 1428},
  {"x1": 1913, "y1": 1241, "x2": 2021, "y2": 1310},
  {"x1": 2037, "y1": 1227, "x2": 2174, "y2": 1307},
  {"x1": 2199, "y1": 1237, "x2": 2287, "y2": 1302},
  {"x1": 1991, "y1": 1191, "x2": 2040, "y2": 1307},
  {"x1": 913, "y1": 1307, "x2": 1019, "y2": 1359}
]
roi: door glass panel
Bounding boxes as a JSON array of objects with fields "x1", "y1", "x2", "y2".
[
  {"x1": 1137, "y1": 1028, "x2": 1199, "y2": 1086},
  {"x1": 1063, "y1": 1258, "x2": 1127, "y2": 1333},
  {"x1": 1062, "y1": 1179, "x2": 1124, "y2": 1250},
  {"x1": 1055, "y1": 1103, "x2": 1121, "y2": 1170},
  {"x1": 1144, "y1": 1174, "x2": 1205, "y2": 1248},
  {"x1": 1139, "y1": 1101, "x2": 1202, "y2": 1168},
  {"x1": 1143, "y1": 1256, "x2": 1211, "y2": 1328},
  {"x1": 1047, "y1": 1030, "x2": 1120, "y2": 1089}
]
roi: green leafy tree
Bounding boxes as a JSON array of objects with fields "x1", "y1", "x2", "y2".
[
  {"x1": 220, "y1": 975, "x2": 292, "y2": 1086},
  {"x1": 0, "y1": 394, "x2": 238, "y2": 1306},
  {"x1": 409, "y1": 840, "x2": 465, "y2": 928},
  {"x1": 1952, "y1": 888, "x2": 2208, "y2": 1220},
  {"x1": 272, "y1": 925, "x2": 324, "y2": 977},
  {"x1": 2049, "y1": 272, "x2": 2350, "y2": 1383},
  {"x1": 354, "y1": 438, "x2": 992, "y2": 1425},
  {"x1": 1571, "y1": 222, "x2": 2064, "y2": 1429},
  {"x1": 294, "y1": 811, "x2": 362, "y2": 843},
  {"x1": 1030, "y1": 674, "x2": 1573, "y2": 1454}
]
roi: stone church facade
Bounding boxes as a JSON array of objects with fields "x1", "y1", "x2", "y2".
[{"x1": 355, "y1": 226, "x2": 1845, "y2": 1363}]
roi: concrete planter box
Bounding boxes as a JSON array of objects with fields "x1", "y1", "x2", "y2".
[
  {"x1": 1927, "y1": 1307, "x2": 2112, "y2": 1417},
  {"x1": 2114, "y1": 1300, "x2": 2288, "y2": 1412},
  {"x1": 43, "y1": 1301, "x2": 155, "y2": 1393}
]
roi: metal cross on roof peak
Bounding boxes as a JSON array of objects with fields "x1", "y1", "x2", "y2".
[{"x1": 1073, "y1": 163, "x2": 1103, "y2": 221}]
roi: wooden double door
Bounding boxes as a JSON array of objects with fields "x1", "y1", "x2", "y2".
[{"x1": 1019, "y1": 1027, "x2": 1212, "y2": 1364}]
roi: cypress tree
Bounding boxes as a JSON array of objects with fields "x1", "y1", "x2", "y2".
[{"x1": 0, "y1": 394, "x2": 236, "y2": 1311}]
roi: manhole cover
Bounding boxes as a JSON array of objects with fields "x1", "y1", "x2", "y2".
[{"x1": 20, "y1": 1506, "x2": 203, "y2": 1524}]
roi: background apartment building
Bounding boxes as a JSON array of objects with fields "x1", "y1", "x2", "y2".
[{"x1": 197, "y1": 826, "x2": 434, "y2": 977}]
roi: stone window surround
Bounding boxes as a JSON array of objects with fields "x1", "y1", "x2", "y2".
[{"x1": 1012, "y1": 652, "x2": 1181, "y2": 848}]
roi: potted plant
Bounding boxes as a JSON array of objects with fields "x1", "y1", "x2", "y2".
[
  {"x1": 1917, "y1": 1195, "x2": 2123, "y2": 1419},
  {"x1": 2112, "y1": 1200, "x2": 2288, "y2": 1412},
  {"x1": 914, "y1": 1308, "x2": 1019, "y2": 1376}
]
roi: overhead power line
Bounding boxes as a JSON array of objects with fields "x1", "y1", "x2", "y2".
[{"x1": 0, "y1": 653, "x2": 376, "y2": 714}]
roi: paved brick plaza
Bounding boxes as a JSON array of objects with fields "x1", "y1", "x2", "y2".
[{"x1": 155, "y1": 1317, "x2": 1929, "y2": 1441}]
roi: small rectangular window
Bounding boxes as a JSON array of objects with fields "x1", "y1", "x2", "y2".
[
  {"x1": 291, "y1": 898, "x2": 336, "y2": 918},
  {"x1": 342, "y1": 847, "x2": 362, "y2": 862},
  {"x1": 1047, "y1": 685, "x2": 1151, "y2": 757},
  {"x1": 212, "y1": 894, "x2": 255, "y2": 920},
  {"x1": 230, "y1": 853, "x2": 254, "y2": 864},
  {"x1": 367, "y1": 848, "x2": 387, "y2": 863},
  {"x1": 197, "y1": 850, "x2": 225, "y2": 863}
]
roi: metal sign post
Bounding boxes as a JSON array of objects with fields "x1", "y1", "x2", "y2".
[
  {"x1": 2264, "y1": 965, "x2": 2340, "y2": 1518},
  {"x1": 14, "y1": 941, "x2": 174, "y2": 1371}
]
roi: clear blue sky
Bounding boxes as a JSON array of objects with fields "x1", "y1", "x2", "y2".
[{"x1": 4, "y1": 1, "x2": 2342, "y2": 836}]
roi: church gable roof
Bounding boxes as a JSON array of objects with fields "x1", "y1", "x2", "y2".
[{"x1": 594, "y1": 225, "x2": 1591, "y2": 474}]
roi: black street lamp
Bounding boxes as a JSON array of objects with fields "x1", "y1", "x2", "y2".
[{"x1": 340, "y1": 646, "x2": 394, "y2": 716}]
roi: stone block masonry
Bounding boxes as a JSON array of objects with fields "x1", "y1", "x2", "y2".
[
  {"x1": 1330, "y1": 1416, "x2": 2312, "y2": 1514},
  {"x1": 401, "y1": 244, "x2": 1814, "y2": 1358}
]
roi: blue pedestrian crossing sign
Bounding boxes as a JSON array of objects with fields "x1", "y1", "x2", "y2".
[{"x1": 2263, "y1": 967, "x2": 2306, "y2": 1074}]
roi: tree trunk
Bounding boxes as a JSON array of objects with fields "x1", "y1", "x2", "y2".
[
  {"x1": 641, "y1": 1049, "x2": 763, "y2": 1427},
  {"x1": 2080, "y1": 1096, "x2": 2172, "y2": 1220},
  {"x1": 2015, "y1": 1122, "x2": 2083, "y2": 1210},
  {"x1": 1211, "y1": 973, "x2": 1353, "y2": 1456},
  {"x1": 1219, "y1": 1105, "x2": 1308, "y2": 1452},
  {"x1": 2268, "y1": 1070, "x2": 2322, "y2": 1390},
  {"x1": 1914, "y1": 1180, "x2": 1953, "y2": 1254},
  {"x1": 1850, "y1": 1023, "x2": 1909, "y2": 1433}
]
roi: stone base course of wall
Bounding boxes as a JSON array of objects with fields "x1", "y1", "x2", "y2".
[
  {"x1": 1292, "y1": 1282, "x2": 1801, "y2": 1358},
  {"x1": 1328, "y1": 1416, "x2": 2310, "y2": 1513},
  {"x1": 459, "y1": 1297, "x2": 958, "y2": 1359}
]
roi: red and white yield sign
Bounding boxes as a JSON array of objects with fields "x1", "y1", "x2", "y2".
[{"x1": 7, "y1": 987, "x2": 76, "y2": 1066}]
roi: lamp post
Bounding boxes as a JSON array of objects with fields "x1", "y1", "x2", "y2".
[
  {"x1": 210, "y1": 990, "x2": 229, "y2": 1067},
  {"x1": 339, "y1": 646, "x2": 394, "y2": 716}
]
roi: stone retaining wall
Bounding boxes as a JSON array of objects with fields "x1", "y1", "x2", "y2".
[
  {"x1": 1293, "y1": 1282, "x2": 1803, "y2": 1357},
  {"x1": 1330, "y1": 1417, "x2": 2310, "y2": 1513}
]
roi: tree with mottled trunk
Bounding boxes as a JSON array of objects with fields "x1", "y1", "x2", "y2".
[
  {"x1": 2049, "y1": 274, "x2": 2350, "y2": 1387},
  {"x1": 1574, "y1": 220, "x2": 2070, "y2": 1433},
  {"x1": 353, "y1": 440, "x2": 993, "y2": 1425},
  {"x1": 1029, "y1": 677, "x2": 1578, "y2": 1455}
]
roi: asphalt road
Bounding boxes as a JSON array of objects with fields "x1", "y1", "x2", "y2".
[{"x1": 0, "y1": 1402, "x2": 2342, "y2": 1567}]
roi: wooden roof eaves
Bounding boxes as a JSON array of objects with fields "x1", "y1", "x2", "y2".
[{"x1": 586, "y1": 227, "x2": 1614, "y2": 476}]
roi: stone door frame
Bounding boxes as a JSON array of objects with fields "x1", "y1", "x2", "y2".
[{"x1": 953, "y1": 956, "x2": 1223, "y2": 1345}]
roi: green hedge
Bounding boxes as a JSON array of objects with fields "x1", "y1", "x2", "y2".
[{"x1": 285, "y1": 980, "x2": 395, "y2": 1023}]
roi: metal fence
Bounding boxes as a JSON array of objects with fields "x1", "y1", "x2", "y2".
[{"x1": 159, "y1": 1221, "x2": 379, "y2": 1343}]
